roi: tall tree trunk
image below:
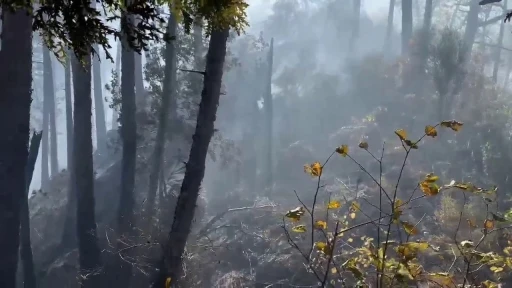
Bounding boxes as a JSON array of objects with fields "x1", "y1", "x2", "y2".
[
  {"x1": 48, "y1": 53, "x2": 58, "y2": 176},
  {"x1": 72, "y1": 52, "x2": 103, "y2": 288},
  {"x1": 146, "y1": 13, "x2": 177, "y2": 222},
  {"x1": 61, "y1": 52, "x2": 76, "y2": 249},
  {"x1": 504, "y1": 51, "x2": 512, "y2": 88},
  {"x1": 134, "y1": 51, "x2": 145, "y2": 109},
  {"x1": 93, "y1": 47, "x2": 107, "y2": 155},
  {"x1": 383, "y1": 0, "x2": 396, "y2": 54},
  {"x1": 112, "y1": 40, "x2": 122, "y2": 130},
  {"x1": 492, "y1": 0, "x2": 507, "y2": 83},
  {"x1": 463, "y1": 0, "x2": 481, "y2": 55},
  {"x1": 401, "y1": 0, "x2": 413, "y2": 56},
  {"x1": 41, "y1": 46, "x2": 51, "y2": 191},
  {"x1": 152, "y1": 28, "x2": 230, "y2": 288},
  {"x1": 115, "y1": 5, "x2": 137, "y2": 287},
  {"x1": 348, "y1": 0, "x2": 361, "y2": 53},
  {"x1": 0, "y1": 7, "x2": 32, "y2": 287},
  {"x1": 20, "y1": 132, "x2": 42, "y2": 288},
  {"x1": 264, "y1": 38, "x2": 274, "y2": 195}
]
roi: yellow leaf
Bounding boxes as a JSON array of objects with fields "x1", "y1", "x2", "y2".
[
  {"x1": 420, "y1": 181, "x2": 439, "y2": 196},
  {"x1": 327, "y1": 200, "x2": 341, "y2": 209},
  {"x1": 424, "y1": 173, "x2": 439, "y2": 182},
  {"x1": 503, "y1": 247, "x2": 512, "y2": 256},
  {"x1": 292, "y1": 225, "x2": 307, "y2": 233},
  {"x1": 335, "y1": 145, "x2": 349, "y2": 157},
  {"x1": 490, "y1": 266, "x2": 504, "y2": 273},
  {"x1": 401, "y1": 221, "x2": 418, "y2": 235},
  {"x1": 331, "y1": 267, "x2": 337, "y2": 274},
  {"x1": 350, "y1": 202, "x2": 360, "y2": 212},
  {"x1": 314, "y1": 220, "x2": 327, "y2": 230},
  {"x1": 481, "y1": 280, "x2": 500, "y2": 288},
  {"x1": 425, "y1": 125, "x2": 438, "y2": 137},
  {"x1": 165, "y1": 277, "x2": 172, "y2": 288},
  {"x1": 396, "y1": 242, "x2": 429, "y2": 261},
  {"x1": 440, "y1": 120, "x2": 463, "y2": 132},
  {"x1": 427, "y1": 273, "x2": 455, "y2": 287},
  {"x1": 404, "y1": 139, "x2": 418, "y2": 149},
  {"x1": 395, "y1": 129, "x2": 408, "y2": 141},
  {"x1": 315, "y1": 241, "x2": 332, "y2": 254},
  {"x1": 285, "y1": 207, "x2": 305, "y2": 222},
  {"x1": 348, "y1": 238, "x2": 353, "y2": 243},
  {"x1": 358, "y1": 141, "x2": 369, "y2": 149},
  {"x1": 484, "y1": 219, "x2": 495, "y2": 230},
  {"x1": 304, "y1": 162, "x2": 322, "y2": 177},
  {"x1": 349, "y1": 212, "x2": 356, "y2": 219}
]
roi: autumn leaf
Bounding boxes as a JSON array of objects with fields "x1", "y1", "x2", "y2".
[
  {"x1": 327, "y1": 200, "x2": 341, "y2": 209},
  {"x1": 285, "y1": 207, "x2": 305, "y2": 222},
  {"x1": 358, "y1": 141, "x2": 369, "y2": 149},
  {"x1": 424, "y1": 173, "x2": 439, "y2": 183},
  {"x1": 395, "y1": 129, "x2": 408, "y2": 141},
  {"x1": 425, "y1": 125, "x2": 437, "y2": 137},
  {"x1": 427, "y1": 273, "x2": 455, "y2": 287},
  {"x1": 315, "y1": 241, "x2": 332, "y2": 254},
  {"x1": 292, "y1": 225, "x2": 307, "y2": 233},
  {"x1": 314, "y1": 220, "x2": 327, "y2": 230},
  {"x1": 401, "y1": 221, "x2": 418, "y2": 235},
  {"x1": 304, "y1": 162, "x2": 322, "y2": 177},
  {"x1": 460, "y1": 240, "x2": 474, "y2": 248},
  {"x1": 396, "y1": 241, "x2": 429, "y2": 261},
  {"x1": 349, "y1": 212, "x2": 356, "y2": 219},
  {"x1": 165, "y1": 277, "x2": 172, "y2": 288},
  {"x1": 503, "y1": 247, "x2": 512, "y2": 256},
  {"x1": 484, "y1": 219, "x2": 495, "y2": 230},
  {"x1": 420, "y1": 181, "x2": 439, "y2": 196},
  {"x1": 481, "y1": 280, "x2": 500, "y2": 288},
  {"x1": 350, "y1": 201, "x2": 360, "y2": 212},
  {"x1": 335, "y1": 145, "x2": 349, "y2": 157},
  {"x1": 490, "y1": 266, "x2": 504, "y2": 273},
  {"x1": 342, "y1": 258, "x2": 364, "y2": 280},
  {"x1": 440, "y1": 120, "x2": 463, "y2": 132},
  {"x1": 393, "y1": 199, "x2": 404, "y2": 223}
]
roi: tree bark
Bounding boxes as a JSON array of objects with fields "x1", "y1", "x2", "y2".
[
  {"x1": 19, "y1": 132, "x2": 42, "y2": 288},
  {"x1": 146, "y1": 13, "x2": 177, "y2": 223},
  {"x1": 492, "y1": 0, "x2": 507, "y2": 83},
  {"x1": 383, "y1": 0, "x2": 396, "y2": 54},
  {"x1": 112, "y1": 40, "x2": 122, "y2": 130},
  {"x1": 0, "y1": 7, "x2": 32, "y2": 288},
  {"x1": 134, "y1": 51, "x2": 145, "y2": 109},
  {"x1": 152, "y1": 28, "x2": 230, "y2": 287},
  {"x1": 72, "y1": 52, "x2": 103, "y2": 288},
  {"x1": 92, "y1": 46, "x2": 107, "y2": 155},
  {"x1": 401, "y1": 0, "x2": 413, "y2": 56},
  {"x1": 61, "y1": 52, "x2": 76, "y2": 249},
  {"x1": 264, "y1": 38, "x2": 274, "y2": 195},
  {"x1": 48, "y1": 53, "x2": 58, "y2": 176},
  {"x1": 115, "y1": 5, "x2": 137, "y2": 287},
  {"x1": 41, "y1": 46, "x2": 50, "y2": 191}
]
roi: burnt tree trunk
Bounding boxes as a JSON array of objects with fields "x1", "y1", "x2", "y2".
[
  {"x1": 47, "y1": 53, "x2": 58, "y2": 176},
  {"x1": 92, "y1": 47, "x2": 107, "y2": 155},
  {"x1": 0, "y1": 7, "x2": 32, "y2": 287},
  {"x1": 146, "y1": 13, "x2": 177, "y2": 222},
  {"x1": 152, "y1": 28, "x2": 230, "y2": 287},
  {"x1": 401, "y1": 0, "x2": 413, "y2": 56},
  {"x1": 19, "y1": 132, "x2": 42, "y2": 288},
  {"x1": 72, "y1": 51, "x2": 103, "y2": 288}
]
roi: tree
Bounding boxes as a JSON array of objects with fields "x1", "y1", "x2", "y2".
[
  {"x1": 42, "y1": 45, "x2": 59, "y2": 178},
  {"x1": 72, "y1": 48, "x2": 103, "y2": 288},
  {"x1": 383, "y1": 0, "x2": 396, "y2": 54},
  {"x1": 114, "y1": 1, "x2": 137, "y2": 285},
  {"x1": 19, "y1": 132, "x2": 43, "y2": 288},
  {"x1": 146, "y1": 12, "x2": 178, "y2": 224},
  {"x1": 92, "y1": 50, "x2": 107, "y2": 155},
  {"x1": 0, "y1": 6, "x2": 33, "y2": 287},
  {"x1": 264, "y1": 38, "x2": 274, "y2": 195},
  {"x1": 402, "y1": 0, "x2": 413, "y2": 55}
]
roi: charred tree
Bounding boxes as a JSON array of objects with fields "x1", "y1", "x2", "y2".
[
  {"x1": 0, "y1": 7, "x2": 32, "y2": 287},
  {"x1": 152, "y1": 28, "x2": 230, "y2": 287},
  {"x1": 401, "y1": 0, "x2": 413, "y2": 55},
  {"x1": 383, "y1": 0, "x2": 396, "y2": 54},
  {"x1": 264, "y1": 38, "x2": 274, "y2": 195},
  {"x1": 93, "y1": 47, "x2": 107, "y2": 155},
  {"x1": 19, "y1": 132, "x2": 42, "y2": 288},
  {"x1": 72, "y1": 51, "x2": 103, "y2": 288},
  {"x1": 146, "y1": 13, "x2": 177, "y2": 222}
]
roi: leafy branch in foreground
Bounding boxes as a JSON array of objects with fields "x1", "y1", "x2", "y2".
[{"x1": 282, "y1": 120, "x2": 512, "y2": 288}]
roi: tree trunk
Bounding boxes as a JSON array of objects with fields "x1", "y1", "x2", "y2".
[
  {"x1": 504, "y1": 51, "x2": 512, "y2": 88},
  {"x1": 146, "y1": 13, "x2": 177, "y2": 222},
  {"x1": 264, "y1": 38, "x2": 274, "y2": 195},
  {"x1": 492, "y1": 0, "x2": 507, "y2": 83},
  {"x1": 72, "y1": 52, "x2": 103, "y2": 288},
  {"x1": 152, "y1": 28, "x2": 230, "y2": 287},
  {"x1": 401, "y1": 0, "x2": 413, "y2": 56},
  {"x1": 61, "y1": 52, "x2": 76, "y2": 249},
  {"x1": 134, "y1": 51, "x2": 145, "y2": 109},
  {"x1": 48, "y1": 53, "x2": 58, "y2": 176},
  {"x1": 20, "y1": 132, "x2": 42, "y2": 288},
  {"x1": 0, "y1": 7, "x2": 32, "y2": 288},
  {"x1": 463, "y1": 0, "x2": 481, "y2": 55},
  {"x1": 349, "y1": 0, "x2": 361, "y2": 53},
  {"x1": 41, "y1": 46, "x2": 50, "y2": 191},
  {"x1": 112, "y1": 40, "x2": 122, "y2": 130},
  {"x1": 93, "y1": 46, "x2": 107, "y2": 155},
  {"x1": 383, "y1": 0, "x2": 396, "y2": 54},
  {"x1": 115, "y1": 6, "x2": 137, "y2": 287}
]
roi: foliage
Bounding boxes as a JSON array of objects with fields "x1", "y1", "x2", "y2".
[{"x1": 283, "y1": 121, "x2": 512, "y2": 287}]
